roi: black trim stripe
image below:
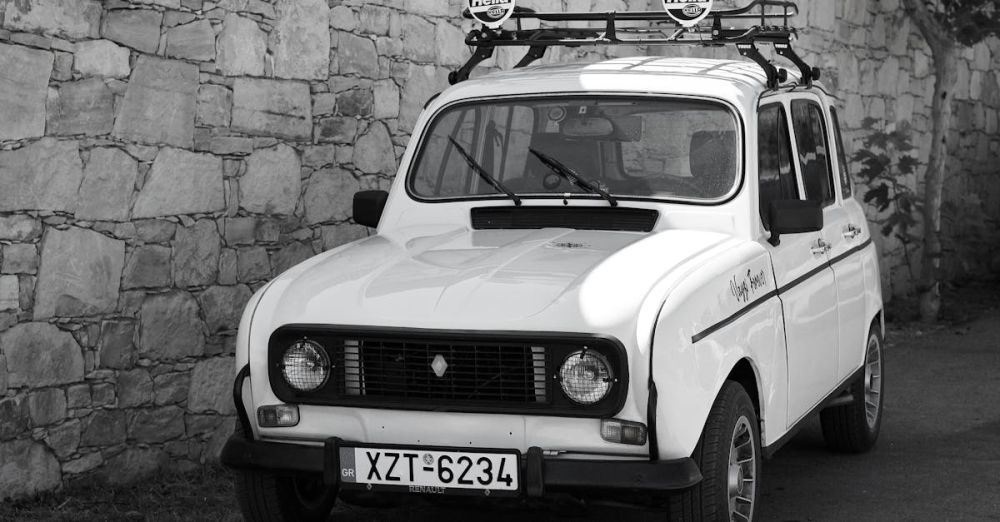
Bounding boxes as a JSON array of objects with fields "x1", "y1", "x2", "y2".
[{"x1": 690, "y1": 237, "x2": 873, "y2": 344}]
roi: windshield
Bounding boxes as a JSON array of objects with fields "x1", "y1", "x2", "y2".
[{"x1": 409, "y1": 96, "x2": 741, "y2": 202}]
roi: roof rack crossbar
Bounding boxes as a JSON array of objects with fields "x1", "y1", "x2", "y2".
[{"x1": 451, "y1": 0, "x2": 815, "y2": 89}]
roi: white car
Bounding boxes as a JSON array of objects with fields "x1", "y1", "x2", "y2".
[{"x1": 222, "y1": 4, "x2": 884, "y2": 522}]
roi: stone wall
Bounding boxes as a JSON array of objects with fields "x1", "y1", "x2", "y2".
[{"x1": 0, "y1": 0, "x2": 997, "y2": 500}]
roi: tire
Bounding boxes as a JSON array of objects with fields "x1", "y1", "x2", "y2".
[
  {"x1": 232, "y1": 427, "x2": 338, "y2": 522},
  {"x1": 639, "y1": 381, "x2": 762, "y2": 521},
  {"x1": 820, "y1": 322, "x2": 884, "y2": 453}
]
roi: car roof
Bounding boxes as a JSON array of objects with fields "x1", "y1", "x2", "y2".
[{"x1": 433, "y1": 56, "x2": 828, "y2": 112}]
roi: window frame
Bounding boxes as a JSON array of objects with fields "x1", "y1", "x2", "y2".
[
  {"x1": 756, "y1": 101, "x2": 800, "y2": 231},
  {"x1": 829, "y1": 106, "x2": 853, "y2": 199},
  {"x1": 788, "y1": 98, "x2": 837, "y2": 208},
  {"x1": 404, "y1": 93, "x2": 747, "y2": 207}
]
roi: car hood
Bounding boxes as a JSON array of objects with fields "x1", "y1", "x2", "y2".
[{"x1": 262, "y1": 226, "x2": 730, "y2": 332}]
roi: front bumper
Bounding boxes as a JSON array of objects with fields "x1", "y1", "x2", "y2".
[{"x1": 220, "y1": 433, "x2": 702, "y2": 497}]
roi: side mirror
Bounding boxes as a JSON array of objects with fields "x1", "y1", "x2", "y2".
[
  {"x1": 353, "y1": 190, "x2": 389, "y2": 229},
  {"x1": 768, "y1": 199, "x2": 823, "y2": 246}
]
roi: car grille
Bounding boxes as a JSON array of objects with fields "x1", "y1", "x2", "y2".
[
  {"x1": 336, "y1": 338, "x2": 548, "y2": 404},
  {"x1": 267, "y1": 327, "x2": 628, "y2": 417}
]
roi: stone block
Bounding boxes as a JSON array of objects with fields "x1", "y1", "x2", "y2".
[
  {"x1": 62, "y1": 452, "x2": 103, "y2": 475},
  {"x1": 99, "y1": 320, "x2": 135, "y2": 370},
  {"x1": 359, "y1": 5, "x2": 391, "y2": 35},
  {"x1": 236, "y1": 247, "x2": 270, "y2": 282},
  {"x1": 0, "y1": 276, "x2": 17, "y2": 311},
  {"x1": 270, "y1": 0, "x2": 330, "y2": 80},
  {"x1": 232, "y1": 78, "x2": 312, "y2": 140},
  {"x1": 373, "y1": 80, "x2": 399, "y2": 119},
  {"x1": 0, "y1": 440, "x2": 61, "y2": 500},
  {"x1": 435, "y1": 21, "x2": 467, "y2": 67},
  {"x1": 17, "y1": 275, "x2": 33, "y2": 312},
  {"x1": 270, "y1": 242, "x2": 314, "y2": 276},
  {"x1": 208, "y1": 137, "x2": 254, "y2": 155},
  {"x1": 302, "y1": 145, "x2": 337, "y2": 168},
  {"x1": 315, "y1": 116, "x2": 357, "y2": 144},
  {"x1": 223, "y1": 218, "x2": 256, "y2": 246},
  {"x1": 52, "y1": 51, "x2": 73, "y2": 81},
  {"x1": 73, "y1": 39, "x2": 130, "y2": 78},
  {"x1": 66, "y1": 384, "x2": 91, "y2": 409},
  {"x1": 400, "y1": 15, "x2": 435, "y2": 63},
  {"x1": 399, "y1": 63, "x2": 448, "y2": 130},
  {"x1": 216, "y1": 13, "x2": 266, "y2": 77},
  {"x1": 133, "y1": 148, "x2": 224, "y2": 218},
  {"x1": 129, "y1": 406, "x2": 185, "y2": 443},
  {"x1": 76, "y1": 147, "x2": 138, "y2": 221},
  {"x1": 1, "y1": 322, "x2": 84, "y2": 387},
  {"x1": 46, "y1": 78, "x2": 115, "y2": 136},
  {"x1": 135, "y1": 220, "x2": 177, "y2": 243},
  {"x1": 34, "y1": 228, "x2": 124, "y2": 319},
  {"x1": 196, "y1": 84, "x2": 233, "y2": 127},
  {"x1": 0, "y1": 43, "x2": 53, "y2": 140},
  {"x1": 45, "y1": 419, "x2": 80, "y2": 459},
  {"x1": 188, "y1": 357, "x2": 235, "y2": 413},
  {"x1": 81, "y1": 409, "x2": 126, "y2": 446},
  {"x1": 240, "y1": 144, "x2": 302, "y2": 215},
  {"x1": 0, "y1": 216, "x2": 42, "y2": 242},
  {"x1": 122, "y1": 245, "x2": 172, "y2": 290},
  {"x1": 329, "y1": 5, "x2": 357, "y2": 31},
  {"x1": 2, "y1": 0, "x2": 102, "y2": 39},
  {"x1": 0, "y1": 138, "x2": 84, "y2": 214},
  {"x1": 154, "y1": 372, "x2": 191, "y2": 405},
  {"x1": 198, "y1": 285, "x2": 252, "y2": 333},
  {"x1": 102, "y1": 447, "x2": 166, "y2": 485},
  {"x1": 0, "y1": 396, "x2": 29, "y2": 439},
  {"x1": 172, "y1": 219, "x2": 221, "y2": 288},
  {"x1": 165, "y1": 19, "x2": 216, "y2": 61},
  {"x1": 2, "y1": 244, "x2": 38, "y2": 274},
  {"x1": 219, "y1": 248, "x2": 238, "y2": 285},
  {"x1": 113, "y1": 56, "x2": 198, "y2": 148},
  {"x1": 103, "y1": 9, "x2": 163, "y2": 54},
  {"x1": 90, "y1": 383, "x2": 115, "y2": 406},
  {"x1": 304, "y1": 167, "x2": 357, "y2": 224},
  {"x1": 337, "y1": 88, "x2": 373, "y2": 117},
  {"x1": 337, "y1": 33, "x2": 378, "y2": 78},
  {"x1": 353, "y1": 123, "x2": 396, "y2": 175},
  {"x1": 27, "y1": 388, "x2": 67, "y2": 426},
  {"x1": 139, "y1": 291, "x2": 205, "y2": 361},
  {"x1": 118, "y1": 368, "x2": 153, "y2": 408}
]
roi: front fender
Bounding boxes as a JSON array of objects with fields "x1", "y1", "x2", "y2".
[{"x1": 648, "y1": 241, "x2": 787, "y2": 459}]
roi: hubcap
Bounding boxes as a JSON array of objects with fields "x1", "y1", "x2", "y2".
[
  {"x1": 727, "y1": 415, "x2": 756, "y2": 522},
  {"x1": 864, "y1": 334, "x2": 883, "y2": 429}
]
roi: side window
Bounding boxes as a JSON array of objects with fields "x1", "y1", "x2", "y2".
[
  {"x1": 829, "y1": 107, "x2": 852, "y2": 198},
  {"x1": 757, "y1": 103, "x2": 798, "y2": 229},
  {"x1": 791, "y1": 100, "x2": 834, "y2": 206}
]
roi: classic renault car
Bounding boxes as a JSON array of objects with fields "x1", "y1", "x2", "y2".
[{"x1": 222, "y1": 3, "x2": 884, "y2": 521}]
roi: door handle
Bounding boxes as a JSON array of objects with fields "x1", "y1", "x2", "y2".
[
  {"x1": 843, "y1": 224, "x2": 862, "y2": 240},
  {"x1": 810, "y1": 238, "x2": 832, "y2": 256}
]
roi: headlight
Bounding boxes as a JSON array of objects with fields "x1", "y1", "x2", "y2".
[
  {"x1": 558, "y1": 350, "x2": 613, "y2": 405},
  {"x1": 281, "y1": 340, "x2": 330, "y2": 392}
]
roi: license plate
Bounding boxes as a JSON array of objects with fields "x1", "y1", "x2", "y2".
[{"x1": 339, "y1": 446, "x2": 520, "y2": 496}]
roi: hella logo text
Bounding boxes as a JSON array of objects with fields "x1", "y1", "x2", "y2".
[{"x1": 683, "y1": 4, "x2": 703, "y2": 16}]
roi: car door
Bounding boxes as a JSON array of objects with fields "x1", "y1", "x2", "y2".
[
  {"x1": 825, "y1": 106, "x2": 869, "y2": 381},
  {"x1": 759, "y1": 97, "x2": 840, "y2": 426}
]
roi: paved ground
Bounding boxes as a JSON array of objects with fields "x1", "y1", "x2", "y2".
[{"x1": 331, "y1": 309, "x2": 1000, "y2": 521}]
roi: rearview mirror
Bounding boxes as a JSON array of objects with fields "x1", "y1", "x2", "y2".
[
  {"x1": 353, "y1": 190, "x2": 389, "y2": 228},
  {"x1": 768, "y1": 199, "x2": 823, "y2": 246}
]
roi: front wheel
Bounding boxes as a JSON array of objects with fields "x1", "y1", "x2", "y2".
[
  {"x1": 642, "y1": 381, "x2": 761, "y2": 521},
  {"x1": 234, "y1": 469, "x2": 338, "y2": 522},
  {"x1": 820, "y1": 322, "x2": 884, "y2": 453}
]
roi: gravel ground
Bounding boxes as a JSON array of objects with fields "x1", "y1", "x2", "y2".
[{"x1": 3, "y1": 282, "x2": 998, "y2": 521}]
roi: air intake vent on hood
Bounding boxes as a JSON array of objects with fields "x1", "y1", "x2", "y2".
[{"x1": 471, "y1": 206, "x2": 659, "y2": 233}]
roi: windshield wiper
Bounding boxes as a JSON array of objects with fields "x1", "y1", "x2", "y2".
[
  {"x1": 448, "y1": 137, "x2": 521, "y2": 206},
  {"x1": 528, "y1": 148, "x2": 618, "y2": 207}
]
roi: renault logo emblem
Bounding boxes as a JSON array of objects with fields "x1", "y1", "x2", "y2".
[{"x1": 431, "y1": 354, "x2": 449, "y2": 378}]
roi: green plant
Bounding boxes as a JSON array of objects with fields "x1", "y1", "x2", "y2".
[{"x1": 855, "y1": 118, "x2": 921, "y2": 281}]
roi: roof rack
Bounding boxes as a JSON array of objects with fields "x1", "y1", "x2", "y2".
[{"x1": 449, "y1": 0, "x2": 820, "y2": 90}]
